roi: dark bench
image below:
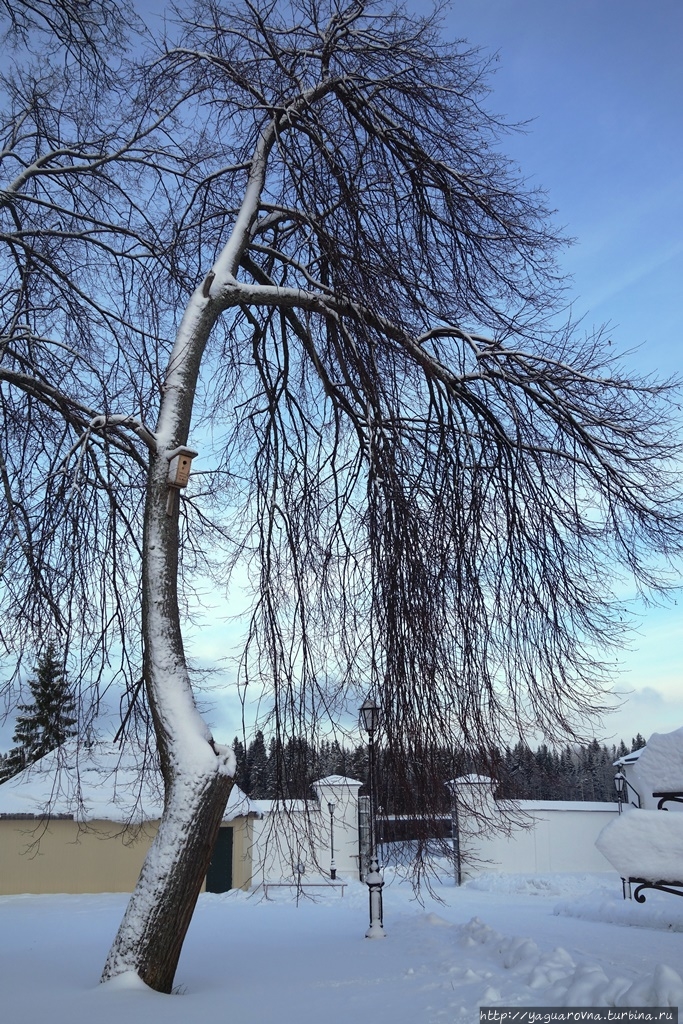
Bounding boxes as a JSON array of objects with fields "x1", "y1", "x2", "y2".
[
  {"x1": 652, "y1": 790, "x2": 683, "y2": 811},
  {"x1": 624, "y1": 877, "x2": 683, "y2": 902}
]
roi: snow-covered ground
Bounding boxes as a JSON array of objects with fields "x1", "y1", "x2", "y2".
[{"x1": 2, "y1": 868, "x2": 682, "y2": 1023}]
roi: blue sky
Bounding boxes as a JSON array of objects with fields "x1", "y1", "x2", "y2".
[
  {"x1": 438, "y1": 0, "x2": 683, "y2": 373},
  {"x1": 424, "y1": 0, "x2": 683, "y2": 743}
]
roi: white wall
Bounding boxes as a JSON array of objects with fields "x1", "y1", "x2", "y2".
[
  {"x1": 247, "y1": 774, "x2": 623, "y2": 886},
  {"x1": 453, "y1": 779, "x2": 619, "y2": 878},
  {"x1": 248, "y1": 776, "x2": 362, "y2": 885}
]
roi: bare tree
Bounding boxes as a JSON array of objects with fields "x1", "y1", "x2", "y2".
[
  {"x1": 1, "y1": 0, "x2": 133, "y2": 77},
  {"x1": 2, "y1": 0, "x2": 683, "y2": 994}
]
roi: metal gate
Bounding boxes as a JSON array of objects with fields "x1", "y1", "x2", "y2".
[{"x1": 358, "y1": 794, "x2": 371, "y2": 882}]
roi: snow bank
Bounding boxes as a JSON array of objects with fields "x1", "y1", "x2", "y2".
[
  {"x1": 596, "y1": 809, "x2": 683, "y2": 880},
  {"x1": 556, "y1": 884, "x2": 683, "y2": 933},
  {"x1": 636, "y1": 727, "x2": 683, "y2": 792},
  {"x1": 463, "y1": 872, "x2": 615, "y2": 899},
  {"x1": 459, "y1": 914, "x2": 683, "y2": 1006}
]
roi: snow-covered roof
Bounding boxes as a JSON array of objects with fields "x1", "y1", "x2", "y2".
[
  {"x1": 0, "y1": 740, "x2": 252, "y2": 823},
  {"x1": 614, "y1": 747, "x2": 645, "y2": 767},
  {"x1": 313, "y1": 775, "x2": 362, "y2": 787}
]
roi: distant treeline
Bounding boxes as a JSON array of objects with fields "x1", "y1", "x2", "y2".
[{"x1": 232, "y1": 732, "x2": 647, "y2": 809}]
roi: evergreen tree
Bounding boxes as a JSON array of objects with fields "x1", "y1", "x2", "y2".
[
  {"x1": 559, "y1": 746, "x2": 577, "y2": 800},
  {"x1": 151, "y1": 729, "x2": 641, "y2": 809},
  {"x1": 316, "y1": 739, "x2": 335, "y2": 780},
  {"x1": 631, "y1": 733, "x2": 646, "y2": 752},
  {"x1": 350, "y1": 744, "x2": 369, "y2": 791},
  {"x1": 246, "y1": 731, "x2": 269, "y2": 798},
  {"x1": 265, "y1": 737, "x2": 279, "y2": 798},
  {"x1": 330, "y1": 740, "x2": 350, "y2": 778},
  {"x1": 232, "y1": 737, "x2": 247, "y2": 792},
  {"x1": 1, "y1": 646, "x2": 77, "y2": 779},
  {"x1": 284, "y1": 736, "x2": 315, "y2": 798}
]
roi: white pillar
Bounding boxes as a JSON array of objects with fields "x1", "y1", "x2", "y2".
[{"x1": 312, "y1": 776, "x2": 363, "y2": 880}]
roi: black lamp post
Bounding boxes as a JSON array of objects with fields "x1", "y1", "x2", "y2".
[
  {"x1": 328, "y1": 799, "x2": 336, "y2": 880},
  {"x1": 614, "y1": 771, "x2": 625, "y2": 814},
  {"x1": 359, "y1": 696, "x2": 385, "y2": 938}
]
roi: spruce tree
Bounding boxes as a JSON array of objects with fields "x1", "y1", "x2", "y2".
[
  {"x1": 246, "y1": 730, "x2": 269, "y2": 798},
  {"x1": 1, "y1": 646, "x2": 77, "y2": 779},
  {"x1": 231, "y1": 736, "x2": 247, "y2": 792},
  {"x1": 616, "y1": 739, "x2": 629, "y2": 759}
]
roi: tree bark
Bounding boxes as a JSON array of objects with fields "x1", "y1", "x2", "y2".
[
  {"x1": 101, "y1": 771, "x2": 234, "y2": 993},
  {"x1": 101, "y1": 437, "x2": 235, "y2": 991},
  {"x1": 102, "y1": 293, "x2": 233, "y2": 992}
]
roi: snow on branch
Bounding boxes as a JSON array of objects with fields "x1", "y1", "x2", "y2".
[{"x1": 89, "y1": 414, "x2": 157, "y2": 452}]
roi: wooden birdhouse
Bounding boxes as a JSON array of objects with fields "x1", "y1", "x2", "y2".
[{"x1": 167, "y1": 447, "x2": 198, "y2": 488}]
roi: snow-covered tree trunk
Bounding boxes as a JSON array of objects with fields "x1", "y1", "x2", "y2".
[
  {"x1": 100, "y1": 769, "x2": 233, "y2": 992},
  {"x1": 100, "y1": 290, "x2": 236, "y2": 990},
  {"x1": 101, "y1": 126, "x2": 273, "y2": 991},
  {"x1": 101, "y1": 351, "x2": 234, "y2": 988}
]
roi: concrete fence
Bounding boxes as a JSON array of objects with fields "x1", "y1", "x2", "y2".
[{"x1": 451, "y1": 776, "x2": 619, "y2": 879}]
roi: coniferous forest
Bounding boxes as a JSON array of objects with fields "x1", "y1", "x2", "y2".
[
  {"x1": 1, "y1": 696, "x2": 647, "y2": 813},
  {"x1": 231, "y1": 731, "x2": 647, "y2": 811}
]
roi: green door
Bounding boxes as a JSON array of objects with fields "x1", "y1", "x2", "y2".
[{"x1": 206, "y1": 827, "x2": 233, "y2": 893}]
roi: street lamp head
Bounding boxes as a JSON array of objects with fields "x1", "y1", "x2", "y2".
[
  {"x1": 614, "y1": 771, "x2": 625, "y2": 796},
  {"x1": 360, "y1": 696, "x2": 380, "y2": 735},
  {"x1": 327, "y1": 799, "x2": 336, "y2": 814}
]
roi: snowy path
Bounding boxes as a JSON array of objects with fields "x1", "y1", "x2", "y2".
[{"x1": 1, "y1": 872, "x2": 681, "y2": 1023}]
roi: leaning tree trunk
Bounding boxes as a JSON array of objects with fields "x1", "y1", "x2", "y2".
[
  {"x1": 103, "y1": 115, "x2": 281, "y2": 994},
  {"x1": 100, "y1": 770, "x2": 234, "y2": 992},
  {"x1": 102, "y1": 290, "x2": 235, "y2": 993}
]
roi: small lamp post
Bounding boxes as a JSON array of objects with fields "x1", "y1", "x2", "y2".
[
  {"x1": 360, "y1": 696, "x2": 385, "y2": 938},
  {"x1": 445, "y1": 780, "x2": 462, "y2": 886},
  {"x1": 614, "y1": 771, "x2": 625, "y2": 815},
  {"x1": 328, "y1": 799, "x2": 337, "y2": 880}
]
